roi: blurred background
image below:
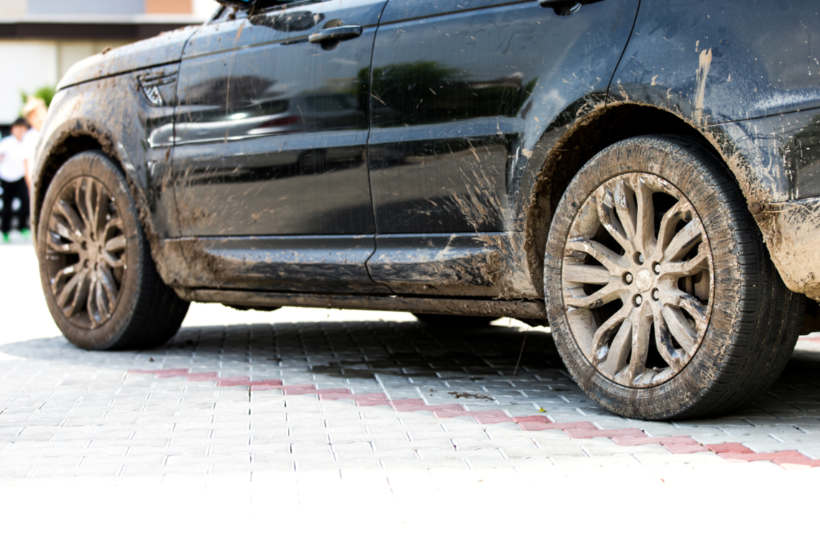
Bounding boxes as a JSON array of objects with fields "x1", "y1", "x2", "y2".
[{"x1": 0, "y1": 0, "x2": 220, "y2": 132}]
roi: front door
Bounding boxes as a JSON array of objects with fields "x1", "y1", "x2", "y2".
[
  {"x1": 171, "y1": 0, "x2": 387, "y2": 293},
  {"x1": 366, "y1": 0, "x2": 639, "y2": 296}
]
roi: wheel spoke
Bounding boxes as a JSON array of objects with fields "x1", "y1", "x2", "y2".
[
  {"x1": 86, "y1": 276, "x2": 100, "y2": 327},
  {"x1": 596, "y1": 317, "x2": 632, "y2": 377},
  {"x1": 55, "y1": 268, "x2": 81, "y2": 307},
  {"x1": 46, "y1": 233, "x2": 81, "y2": 255},
  {"x1": 612, "y1": 178, "x2": 637, "y2": 242},
  {"x1": 590, "y1": 305, "x2": 631, "y2": 365},
  {"x1": 104, "y1": 235, "x2": 126, "y2": 254},
  {"x1": 89, "y1": 182, "x2": 107, "y2": 236},
  {"x1": 662, "y1": 248, "x2": 709, "y2": 277},
  {"x1": 102, "y1": 253, "x2": 125, "y2": 270},
  {"x1": 563, "y1": 264, "x2": 612, "y2": 285},
  {"x1": 70, "y1": 271, "x2": 91, "y2": 319},
  {"x1": 564, "y1": 282, "x2": 623, "y2": 309},
  {"x1": 54, "y1": 200, "x2": 84, "y2": 238},
  {"x1": 74, "y1": 181, "x2": 91, "y2": 230},
  {"x1": 661, "y1": 306, "x2": 698, "y2": 356},
  {"x1": 98, "y1": 265, "x2": 119, "y2": 313},
  {"x1": 52, "y1": 265, "x2": 76, "y2": 290},
  {"x1": 103, "y1": 217, "x2": 124, "y2": 234},
  {"x1": 659, "y1": 288, "x2": 709, "y2": 330},
  {"x1": 62, "y1": 269, "x2": 90, "y2": 318},
  {"x1": 88, "y1": 274, "x2": 115, "y2": 325},
  {"x1": 48, "y1": 215, "x2": 77, "y2": 245},
  {"x1": 595, "y1": 191, "x2": 633, "y2": 254},
  {"x1": 656, "y1": 201, "x2": 685, "y2": 252},
  {"x1": 652, "y1": 305, "x2": 686, "y2": 371},
  {"x1": 617, "y1": 309, "x2": 652, "y2": 384},
  {"x1": 565, "y1": 239, "x2": 626, "y2": 273},
  {"x1": 662, "y1": 219, "x2": 702, "y2": 262},
  {"x1": 633, "y1": 178, "x2": 655, "y2": 255},
  {"x1": 678, "y1": 298, "x2": 708, "y2": 333},
  {"x1": 96, "y1": 278, "x2": 113, "y2": 319}
]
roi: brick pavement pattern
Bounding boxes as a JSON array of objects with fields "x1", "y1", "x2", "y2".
[
  {"x1": 1, "y1": 243, "x2": 820, "y2": 542},
  {"x1": 2, "y1": 246, "x2": 820, "y2": 476}
]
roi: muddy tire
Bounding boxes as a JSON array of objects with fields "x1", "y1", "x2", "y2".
[
  {"x1": 544, "y1": 135, "x2": 803, "y2": 420},
  {"x1": 36, "y1": 151, "x2": 189, "y2": 350},
  {"x1": 414, "y1": 314, "x2": 496, "y2": 328}
]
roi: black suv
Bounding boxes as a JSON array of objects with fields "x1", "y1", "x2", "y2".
[{"x1": 32, "y1": 0, "x2": 820, "y2": 419}]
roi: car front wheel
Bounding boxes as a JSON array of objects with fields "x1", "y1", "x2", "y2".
[
  {"x1": 37, "y1": 151, "x2": 189, "y2": 350},
  {"x1": 544, "y1": 135, "x2": 803, "y2": 419}
]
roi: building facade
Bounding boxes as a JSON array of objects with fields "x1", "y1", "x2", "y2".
[{"x1": 0, "y1": 0, "x2": 215, "y2": 126}]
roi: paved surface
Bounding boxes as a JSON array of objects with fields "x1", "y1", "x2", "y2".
[{"x1": 1, "y1": 238, "x2": 820, "y2": 543}]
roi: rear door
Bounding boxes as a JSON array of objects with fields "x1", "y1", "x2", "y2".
[
  {"x1": 171, "y1": 0, "x2": 387, "y2": 293},
  {"x1": 366, "y1": 0, "x2": 639, "y2": 296}
]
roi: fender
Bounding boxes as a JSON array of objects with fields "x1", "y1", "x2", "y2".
[
  {"x1": 32, "y1": 67, "x2": 180, "y2": 287},
  {"x1": 609, "y1": 0, "x2": 820, "y2": 300}
]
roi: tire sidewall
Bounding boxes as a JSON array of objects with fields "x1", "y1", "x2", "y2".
[
  {"x1": 544, "y1": 136, "x2": 748, "y2": 419},
  {"x1": 37, "y1": 151, "x2": 145, "y2": 350}
]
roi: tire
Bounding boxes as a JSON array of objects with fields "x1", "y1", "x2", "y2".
[
  {"x1": 36, "y1": 151, "x2": 189, "y2": 350},
  {"x1": 414, "y1": 314, "x2": 496, "y2": 328},
  {"x1": 544, "y1": 135, "x2": 804, "y2": 420}
]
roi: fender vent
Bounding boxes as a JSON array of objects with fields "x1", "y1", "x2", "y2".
[{"x1": 137, "y1": 71, "x2": 177, "y2": 107}]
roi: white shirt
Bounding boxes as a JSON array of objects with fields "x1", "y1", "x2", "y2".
[{"x1": 0, "y1": 135, "x2": 26, "y2": 182}]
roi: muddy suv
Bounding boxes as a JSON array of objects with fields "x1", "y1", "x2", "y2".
[{"x1": 32, "y1": 0, "x2": 820, "y2": 419}]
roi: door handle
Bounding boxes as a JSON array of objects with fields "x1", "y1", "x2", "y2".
[
  {"x1": 308, "y1": 25, "x2": 363, "y2": 45},
  {"x1": 540, "y1": 0, "x2": 599, "y2": 16}
]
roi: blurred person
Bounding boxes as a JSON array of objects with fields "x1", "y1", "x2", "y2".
[
  {"x1": 0, "y1": 118, "x2": 31, "y2": 242},
  {"x1": 22, "y1": 97, "x2": 47, "y2": 190}
]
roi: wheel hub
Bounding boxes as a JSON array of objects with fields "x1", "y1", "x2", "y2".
[
  {"x1": 634, "y1": 269, "x2": 653, "y2": 292},
  {"x1": 561, "y1": 172, "x2": 714, "y2": 388}
]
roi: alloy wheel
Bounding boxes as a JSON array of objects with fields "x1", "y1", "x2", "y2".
[
  {"x1": 43, "y1": 176, "x2": 127, "y2": 329},
  {"x1": 561, "y1": 172, "x2": 714, "y2": 388}
]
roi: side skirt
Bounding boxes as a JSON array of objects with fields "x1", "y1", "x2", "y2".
[{"x1": 179, "y1": 288, "x2": 546, "y2": 320}]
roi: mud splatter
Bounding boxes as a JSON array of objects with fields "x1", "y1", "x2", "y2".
[
  {"x1": 694, "y1": 48, "x2": 713, "y2": 126},
  {"x1": 755, "y1": 199, "x2": 820, "y2": 301}
]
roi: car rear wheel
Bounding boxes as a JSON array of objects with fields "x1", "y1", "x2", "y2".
[
  {"x1": 544, "y1": 135, "x2": 804, "y2": 419},
  {"x1": 37, "y1": 151, "x2": 189, "y2": 350}
]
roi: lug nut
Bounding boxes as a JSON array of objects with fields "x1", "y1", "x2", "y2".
[
  {"x1": 634, "y1": 252, "x2": 645, "y2": 265},
  {"x1": 623, "y1": 272, "x2": 634, "y2": 284},
  {"x1": 634, "y1": 294, "x2": 643, "y2": 306},
  {"x1": 653, "y1": 262, "x2": 661, "y2": 274},
  {"x1": 652, "y1": 288, "x2": 660, "y2": 301}
]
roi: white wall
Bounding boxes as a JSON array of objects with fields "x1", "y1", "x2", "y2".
[
  {"x1": 0, "y1": 2, "x2": 28, "y2": 18},
  {"x1": 57, "y1": 40, "x2": 128, "y2": 76},
  {"x1": 27, "y1": 0, "x2": 145, "y2": 15},
  {"x1": 0, "y1": 40, "x2": 58, "y2": 124},
  {"x1": 193, "y1": 0, "x2": 220, "y2": 19},
  {"x1": 0, "y1": 39, "x2": 128, "y2": 125}
]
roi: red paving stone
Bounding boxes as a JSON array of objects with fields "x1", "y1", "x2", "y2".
[
  {"x1": 706, "y1": 442, "x2": 756, "y2": 455},
  {"x1": 129, "y1": 367, "x2": 820, "y2": 469}
]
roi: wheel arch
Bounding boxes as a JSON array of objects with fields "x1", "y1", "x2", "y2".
[
  {"x1": 32, "y1": 122, "x2": 172, "y2": 288},
  {"x1": 523, "y1": 101, "x2": 776, "y2": 298},
  {"x1": 33, "y1": 128, "x2": 108, "y2": 236}
]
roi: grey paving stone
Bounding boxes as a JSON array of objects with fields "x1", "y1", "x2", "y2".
[{"x1": 2, "y1": 245, "x2": 820, "y2": 494}]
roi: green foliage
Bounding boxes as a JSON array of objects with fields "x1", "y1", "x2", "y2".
[{"x1": 20, "y1": 85, "x2": 56, "y2": 112}]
